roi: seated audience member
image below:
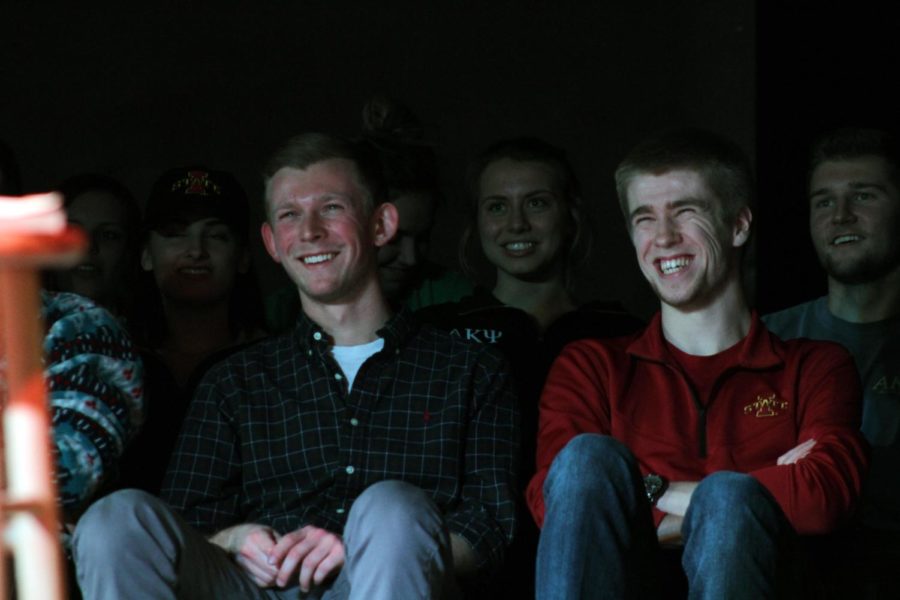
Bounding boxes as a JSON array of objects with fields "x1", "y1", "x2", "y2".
[
  {"x1": 1, "y1": 143, "x2": 144, "y2": 523},
  {"x1": 135, "y1": 166, "x2": 266, "y2": 386},
  {"x1": 419, "y1": 137, "x2": 642, "y2": 598},
  {"x1": 527, "y1": 129, "x2": 869, "y2": 599},
  {"x1": 45, "y1": 174, "x2": 142, "y2": 324},
  {"x1": 72, "y1": 133, "x2": 518, "y2": 599},
  {"x1": 421, "y1": 136, "x2": 643, "y2": 418},
  {"x1": 419, "y1": 138, "x2": 643, "y2": 457},
  {"x1": 15, "y1": 292, "x2": 144, "y2": 600},
  {"x1": 764, "y1": 127, "x2": 900, "y2": 598},
  {"x1": 42, "y1": 291, "x2": 145, "y2": 522},
  {"x1": 118, "y1": 166, "x2": 266, "y2": 493},
  {"x1": 265, "y1": 96, "x2": 471, "y2": 332},
  {"x1": 365, "y1": 95, "x2": 473, "y2": 309}
]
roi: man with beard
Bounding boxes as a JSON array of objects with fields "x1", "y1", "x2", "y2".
[
  {"x1": 528, "y1": 129, "x2": 868, "y2": 599},
  {"x1": 765, "y1": 127, "x2": 900, "y2": 598}
]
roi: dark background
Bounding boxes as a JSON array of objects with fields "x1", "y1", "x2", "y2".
[
  {"x1": 2, "y1": 2, "x2": 894, "y2": 319},
  {"x1": 756, "y1": 2, "x2": 900, "y2": 313}
]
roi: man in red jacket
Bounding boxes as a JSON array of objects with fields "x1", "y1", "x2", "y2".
[{"x1": 527, "y1": 129, "x2": 869, "y2": 599}]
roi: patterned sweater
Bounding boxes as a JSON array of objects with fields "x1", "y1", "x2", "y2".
[{"x1": 41, "y1": 291, "x2": 144, "y2": 516}]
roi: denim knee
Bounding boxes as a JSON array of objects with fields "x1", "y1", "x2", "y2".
[
  {"x1": 690, "y1": 472, "x2": 773, "y2": 516},
  {"x1": 686, "y1": 472, "x2": 784, "y2": 538},
  {"x1": 544, "y1": 434, "x2": 638, "y2": 498},
  {"x1": 682, "y1": 472, "x2": 792, "y2": 597}
]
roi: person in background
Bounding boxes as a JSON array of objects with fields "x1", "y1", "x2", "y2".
[
  {"x1": 1, "y1": 140, "x2": 144, "y2": 523},
  {"x1": 764, "y1": 127, "x2": 900, "y2": 598},
  {"x1": 529, "y1": 128, "x2": 868, "y2": 599},
  {"x1": 421, "y1": 136, "x2": 643, "y2": 411},
  {"x1": 363, "y1": 94, "x2": 473, "y2": 309},
  {"x1": 118, "y1": 166, "x2": 266, "y2": 493},
  {"x1": 419, "y1": 137, "x2": 642, "y2": 598},
  {"x1": 135, "y1": 165, "x2": 266, "y2": 387},
  {"x1": 45, "y1": 173, "x2": 142, "y2": 324},
  {"x1": 42, "y1": 291, "x2": 145, "y2": 522}
]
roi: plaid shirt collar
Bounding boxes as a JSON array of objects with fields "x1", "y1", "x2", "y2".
[{"x1": 291, "y1": 306, "x2": 414, "y2": 357}]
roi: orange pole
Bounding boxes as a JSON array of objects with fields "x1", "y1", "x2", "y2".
[
  {"x1": 0, "y1": 281, "x2": 8, "y2": 598},
  {"x1": 0, "y1": 267, "x2": 64, "y2": 600},
  {"x1": 0, "y1": 203, "x2": 85, "y2": 600}
]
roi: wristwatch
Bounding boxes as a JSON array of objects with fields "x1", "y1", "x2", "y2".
[{"x1": 643, "y1": 474, "x2": 668, "y2": 506}]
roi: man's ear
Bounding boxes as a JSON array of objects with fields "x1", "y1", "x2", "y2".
[
  {"x1": 732, "y1": 206, "x2": 753, "y2": 248},
  {"x1": 140, "y1": 246, "x2": 153, "y2": 271},
  {"x1": 260, "y1": 222, "x2": 282, "y2": 264},
  {"x1": 372, "y1": 202, "x2": 399, "y2": 248}
]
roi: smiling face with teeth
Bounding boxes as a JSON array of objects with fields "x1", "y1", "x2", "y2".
[
  {"x1": 476, "y1": 158, "x2": 571, "y2": 286},
  {"x1": 809, "y1": 156, "x2": 900, "y2": 285},
  {"x1": 626, "y1": 169, "x2": 751, "y2": 311},
  {"x1": 142, "y1": 216, "x2": 248, "y2": 307},
  {"x1": 262, "y1": 159, "x2": 397, "y2": 308}
]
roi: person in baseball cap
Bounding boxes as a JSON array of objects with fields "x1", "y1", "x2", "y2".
[{"x1": 121, "y1": 165, "x2": 266, "y2": 494}]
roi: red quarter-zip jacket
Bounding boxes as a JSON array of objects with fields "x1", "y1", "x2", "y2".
[{"x1": 527, "y1": 312, "x2": 869, "y2": 535}]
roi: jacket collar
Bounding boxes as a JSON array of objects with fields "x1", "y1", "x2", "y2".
[{"x1": 626, "y1": 310, "x2": 783, "y2": 370}]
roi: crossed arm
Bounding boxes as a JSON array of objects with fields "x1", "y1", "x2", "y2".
[{"x1": 654, "y1": 438, "x2": 817, "y2": 543}]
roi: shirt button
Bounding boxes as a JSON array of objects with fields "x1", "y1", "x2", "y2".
[
  {"x1": 336, "y1": 508, "x2": 345, "y2": 514},
  {"x1": 313, "y1": 331, "x2": 323, "y2": 341},
  {"x1": 335, "y1": 373, "x2": 343, "y2": 381},
  {"x1": 345, "y1": 466, "x2": 355, "y2": 474},
  {"x1": 350, "y1": 418, "x2": 359, "y2": 426}
]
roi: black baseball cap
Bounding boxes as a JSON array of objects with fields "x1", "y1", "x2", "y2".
[{"x1": 144, "y1": 166, "x2": 249, "y2": 241}]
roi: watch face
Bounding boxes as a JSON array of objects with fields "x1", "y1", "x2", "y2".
[{"x1": 644, "y1": 474, "x2": 664, "y2": 502}]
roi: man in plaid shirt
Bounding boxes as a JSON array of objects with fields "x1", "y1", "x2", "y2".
[{"x1": 73, "y1": 133, "x2": 519, "y2": 599}]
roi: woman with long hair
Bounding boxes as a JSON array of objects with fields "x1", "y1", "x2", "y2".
[{"x1": 418, "y1": 137, "x2": 643, "y2": 598}]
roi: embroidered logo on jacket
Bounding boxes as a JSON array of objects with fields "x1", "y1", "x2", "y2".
[{"x1": 744, "y1": 393, "x2": 788, "y2": 418}]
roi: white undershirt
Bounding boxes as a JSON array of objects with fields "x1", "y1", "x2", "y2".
[{"x1": 331, "y1": 338, "x2": 384, "y2": 391}]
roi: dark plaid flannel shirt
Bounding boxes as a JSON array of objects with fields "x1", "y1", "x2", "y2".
[{"x1": 161, "y1": 308, "x2": 519, "y2": 572}]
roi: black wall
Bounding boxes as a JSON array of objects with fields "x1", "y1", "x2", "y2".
[
  {"x1": 1, "y1": 2, "x2": 755, "y2": 318},
  {"x1": 756, "y1": 2, "x2": 900, "y2": 313}
]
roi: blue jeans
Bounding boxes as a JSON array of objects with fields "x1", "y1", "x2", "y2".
[{"x1": 536, "y1": 434, "x2": 796, "y2": 600}]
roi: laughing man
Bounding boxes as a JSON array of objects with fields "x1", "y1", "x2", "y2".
[
  {"x1": 73, "y1": 133, "x2": 518, "y2": 599},
  {"x1": 527, "y1": 129, "x2": 868, "y2": 599}
]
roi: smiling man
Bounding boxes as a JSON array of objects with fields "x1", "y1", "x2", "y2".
[
  {"x1": 527, "y1": 129, "x2": 868, "y2": 599},
  {"x1": 764, "y1": 127, "x2": 900, "y2": 596},
  {"x1": 72, "y1": 133, "x2": 518, "y2": 600}
]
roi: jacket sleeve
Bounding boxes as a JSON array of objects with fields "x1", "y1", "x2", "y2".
[
  {"x1": 442, "y1": 346, "x2": 520, "y2": 573},
  {"x1": 750, "y1": 342, "x2": 869, "y2": 535},
  {"x1": 43, "y1": 292, "x2": 145, "y2": 518},
  {"x1": 527, "y1": 340, "x2": 611, "y2": 528}
]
